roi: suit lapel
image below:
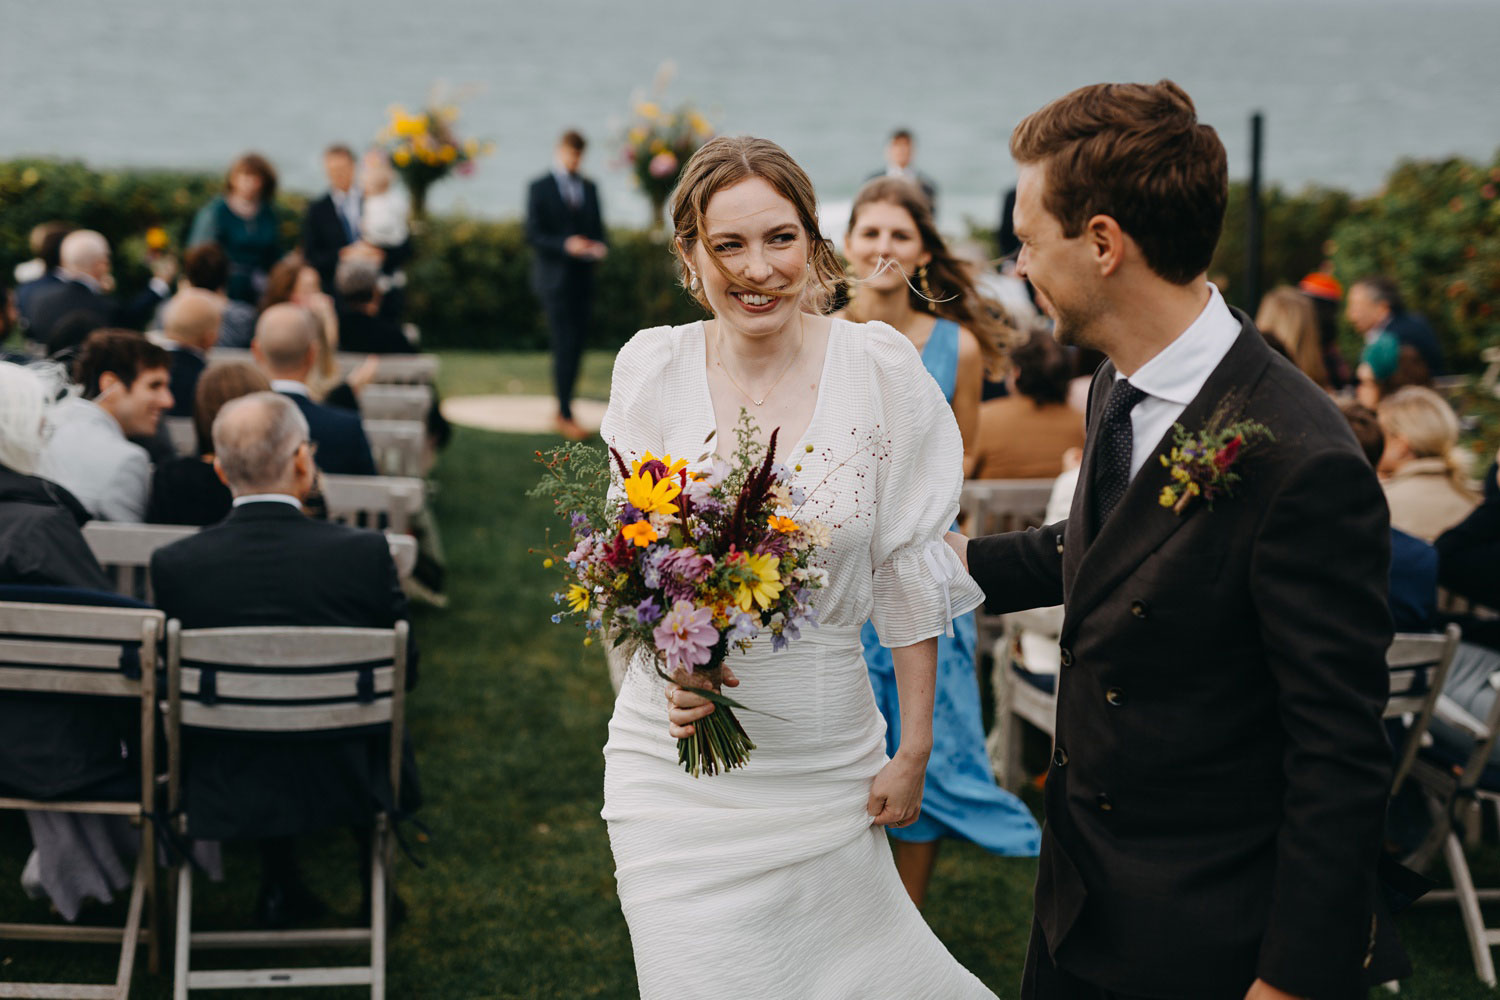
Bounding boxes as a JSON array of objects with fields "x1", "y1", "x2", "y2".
[
  {"x1": 1061, "y1": 313, "x2": 1273, "y2": 641},
  {"x1": 1061, "y1": 363, "x2": 1113, "y2": 599}
]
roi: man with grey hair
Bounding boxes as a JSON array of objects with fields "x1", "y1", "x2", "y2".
[
  {"x1": 161, "y1": 288, "x2": 224, "y2": 417},
  {"x1": 251, "y1": 303, "x2": 376, "y2": 475},
  {"x1": 334, "y1": 257, "x2": 414, "y2": 355},
  {"x1": 27, "y1": 229, "x2": 174, "y2": 351},
  {"x1": 150, "y1": 389, "x2": 418, "y2": 930}
]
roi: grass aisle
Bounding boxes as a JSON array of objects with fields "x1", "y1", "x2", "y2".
[{"x1": 0, "y1": 349, "x2": 1497, "y2": 996}]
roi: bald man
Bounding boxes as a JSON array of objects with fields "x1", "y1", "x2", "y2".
[
  {"x1": 250, "y1": 304, "x2": 376, "y2": 475},
  {"x1": 161, "y1": 288, "x2": 224, "y2": 417},
  {"x1": 150, "y1": 390, "x2": 418, "y2": 928},
  {"x1": 27, "y1": 229, "x2": 174, "y2": 352}
]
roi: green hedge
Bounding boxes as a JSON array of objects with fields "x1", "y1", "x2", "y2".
[
  {"x1": 5, "y1": 156, "x2": 1497, "y2": 363},
  {"x1": 0, "y1": 158, "x2": 701, "y2": 351}
]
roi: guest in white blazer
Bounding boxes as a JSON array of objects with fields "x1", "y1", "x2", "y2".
[{"x1": 38, "y1": 330, "x2": 173, "y2": 522}]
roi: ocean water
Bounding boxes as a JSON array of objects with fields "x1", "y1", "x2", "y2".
[{"x1": 2, "y1": 0, "x2": 1497, "y2": 232}]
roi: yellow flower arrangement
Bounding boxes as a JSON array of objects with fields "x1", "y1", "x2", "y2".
[{"x1": 378, "y1": 91, "x2": 491, "y2": 217}]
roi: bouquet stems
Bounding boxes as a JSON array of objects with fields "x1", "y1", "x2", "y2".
[{"x1": 670, "y1": 665, "x2": 755, "y2": 778}]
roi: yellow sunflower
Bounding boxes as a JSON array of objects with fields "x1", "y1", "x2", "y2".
[
  {"x1": 623, "y1": 470, "x2": 681, "y2": 517},
  {"x1": 566, "y1": 584, "x2": 590, "y2": 613}
]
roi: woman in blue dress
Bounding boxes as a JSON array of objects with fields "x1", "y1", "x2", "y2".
[{"x1": 836, "y1": 177, "x2": 1040, "y2": 907}]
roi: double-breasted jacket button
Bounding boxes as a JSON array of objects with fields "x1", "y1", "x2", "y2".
[
  {"x1": 1059, "y1": 647, "x2": 1074, "y2": 668},
  {"x1": 1130, "y1": 600, "x2": 1149, "y2": 619},
  {"x1": 1053, "y1": 746, "x2": 1069, "y2": 768},
  {"x1": 1105, "y1": 687, "x2": 1125, "y2": 707},
  {"x1": 1095, "y1": 792, "x2": 1113, "y2": 812}
]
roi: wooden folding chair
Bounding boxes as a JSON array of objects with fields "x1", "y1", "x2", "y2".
[
  {"x1": 361, "y1": 420, "x2": 425, "y2": 479},
  {"x1": 986, "y1": 607, "x2": 1062, "y2": 792},
  {"x1": 0, "y1": 600, "x2": 165, "y2": 999},
  {"x1": 340, "y1": 354, "x2": 438, "y2": 387},
  {"x1": 165, "y1": 621, "x2": 409, "y2": 999},
  {"x1": 83, "y1": 523, "x2": 200, "y2": 603},
  {"x1": 320, "y1": 475, "x2": 425, "y2": 536},
  {"x1": 357, "y1": 385, "x2": 432, "y2": 424},
  {"x1": 1385, "y1": 625, "x2": 1462, "y2": 794}
]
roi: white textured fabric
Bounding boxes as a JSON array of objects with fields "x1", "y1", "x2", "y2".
[{"x1": 600, "y1": 318, "x2": 992, "y2": 999}]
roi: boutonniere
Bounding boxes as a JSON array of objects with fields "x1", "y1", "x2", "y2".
[{"x1": 1157, "y1": 409, "x2": 1274, "y2": 515}]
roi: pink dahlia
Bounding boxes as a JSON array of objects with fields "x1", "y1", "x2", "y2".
[
  {"x1": 653, "y1": 599, "x2": 718, "y2": 674},
  {"x1": 648, "y1": 151, "x2": 679, "y2": 179}
]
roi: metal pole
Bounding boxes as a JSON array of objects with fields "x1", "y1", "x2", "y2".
[{"x1": 1245, "y1": 111, "x2": 1264, "y2": 311}]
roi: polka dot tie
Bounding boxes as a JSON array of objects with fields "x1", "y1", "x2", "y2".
[{"x1": 1093, "y1": 378, "x2": 1147, "y2": 526}]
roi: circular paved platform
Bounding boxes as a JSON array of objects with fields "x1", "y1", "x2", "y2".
[{"x1": 441, "y1": 395, "x2": 607, "y2": 435}]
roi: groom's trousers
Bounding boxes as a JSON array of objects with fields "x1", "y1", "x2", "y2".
[{"x1": 1020, "y1": 920, "x2": 1201, "y2": 1000}]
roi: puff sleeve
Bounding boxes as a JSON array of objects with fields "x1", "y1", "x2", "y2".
[
  {"x1": 599, "y1": 326, "x2": 672, "y2": 499},
  {"x1": 864, "y1": 322, "x2": 986, "y2": 647}
]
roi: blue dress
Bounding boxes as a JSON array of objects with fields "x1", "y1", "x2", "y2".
[{"x1": 861, "y1": 318, "x2": 1041, "y2": 853}]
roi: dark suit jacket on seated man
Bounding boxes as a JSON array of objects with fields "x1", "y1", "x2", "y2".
[
  {"x1": 955, "y1": 81, "x2": 1394, "y2": 1000},
  {"x1": 27, "y1": 229, "x2": 171, "y2": 351},
  {"x1": 150, "y1": 390, "x2": 416, "y2": 925},
  {"x1": 251, "y1": 301, "x2": 377, "y2": 476}
]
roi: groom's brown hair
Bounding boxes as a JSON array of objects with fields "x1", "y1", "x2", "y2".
[{"x1": 1010, "y1": 80, "x2": 1227, "y2": 285}]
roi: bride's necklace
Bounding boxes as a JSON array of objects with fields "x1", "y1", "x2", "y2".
[{"x1": 713, "y1": 316, "x2": 804, "y2": 407}]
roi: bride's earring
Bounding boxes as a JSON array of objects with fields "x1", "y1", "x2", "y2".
[{"x1": 688, "y1": 268, "x2": 699, "y2": 291}]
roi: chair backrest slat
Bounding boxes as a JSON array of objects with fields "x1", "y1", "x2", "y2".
[
  {"x1": 0, "y1": 637, "x2": 134, "y2": 671},
  {"x1": 0, "y1": 601, "x2": 165, "y2": 642},
  {"x1": 359, "y1": 384, "x2": 432, "y2": 422},
  {"x1": 178, "y1": 665, "x2": 395, "y2": 700},
  {"x1": 179, "y1": 698, "x2": 394, "y2": 732},
  {"x1": 179, "y1": 626, "x2": 395, "y2": 667},
  {"x1": 962, "y1": 479, "x2": 1054, "y2": 536},
  {"x1": 207, "y1": 349, "x2": 438, "y2": 385},
  {"x1": 0, "y1": 665, "x2": 140, "y2": 697},
  {"x1": 321, "y1": 474, "x2": 423, "y2": 535},
  {"x1": 362, "y1": 419, "x2": 425, "y2": 478}
]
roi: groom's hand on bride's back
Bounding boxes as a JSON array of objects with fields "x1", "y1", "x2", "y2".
[
  {"x1": 664, "y1": 666, "x2": 740, "y2": 739},
  {"x1": 943, "y1": 531, "x2": 969, "y2": 572}
]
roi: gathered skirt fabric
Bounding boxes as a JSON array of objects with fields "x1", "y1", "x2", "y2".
[{"x1": 603, "y1": 624, "x2": 997, "y2": 1000}]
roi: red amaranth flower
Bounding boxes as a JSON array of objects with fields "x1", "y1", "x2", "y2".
[{"x1": 1214, "y1": 435, "x2": 1243, "y2": 472}]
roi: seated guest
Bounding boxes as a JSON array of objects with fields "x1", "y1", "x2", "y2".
[
  {"x1": 0, "y1": 361, "x2": 112, "y2": 589},
  {"x1": 147, "y1": 362, "x2": 269, "y2": 526},
  {"x1": 158, "y1": 244, "x2": 258, "y2": 349},
  {"x1": 28, "y1": 231, "x2": 173, "y2": 353},
  {"x1": 1298, "y1": 272, "x2": 1353, "y2": 389},
  {"x1": 1339, "y1": 401, "x2": 1438, "y2": 631},
  {"x1": 37, "y1": 331, "x2": 173, "y2": 521},
  {"x1": 334, "y1": 257, "x2": 415, "y2": 355},
  {"x1": 1255, "y1": 285, "x2": 1330, "y2": 389},
  {"x1": 251, "y1": 304, "x2": 376, "y2": 475},
  {"x1": 1377, "y1": 386, "x2": 1478, "y2": 543},
  {"x1": 160, "y1": 289, "x2": 224, "y2": 418},
  {"x1": 150, "y1": 391, "x2": 418, "y2": 927},
  {"x1": 966, "y1": 327, "x2": 1084, "y2": 479},
  {"x1": 15, "y1": 222, "x2": 75, "y2": 336},
  {"x1": 1354, "y1": 332, "x2": 1431, "y2": 410},
  {"x1": 1435, "y1": 446, "x2": 1500, "y2": 613},
  {"x1": 261, "y1": 252, "x2": 345, "y2": 399},
  {"x1": 1347, "y1": 275, "x2": 1445, "y2": 377}
]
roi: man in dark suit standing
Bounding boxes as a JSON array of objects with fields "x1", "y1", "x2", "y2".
[
  {"x1": 952, "y1": 81, "x2": 1396, "y2": 1000},
  {"x1": 151, "y1": 390, "x2": 416, "y2": 927},
  {"x1": 866, "y1": 128, "x2": 938, "y2": 212},
  {"x1": 525, "y1": 129, "x2": 607, "y2": 441},
  {"x1": 302, "y1": 144, "x2": 363, "y2": 294},
  {"x1": 250, "y1": 302, "x2": 377, "y2": 476}
]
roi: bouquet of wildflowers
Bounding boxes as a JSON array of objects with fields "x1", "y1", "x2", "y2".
[
  {"x1": 378, "y1": 96, "x2": 493, "y2": 217},
  {"x1": 618, "y1": 84, "x2": 714, "y2": 231},
  {"x1": 533, "y1": 414, "x2": 828, "y2": 777}
]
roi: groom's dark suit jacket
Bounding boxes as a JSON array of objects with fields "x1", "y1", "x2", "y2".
[{"x1": 971, "y1": 314, "x2": 1394, "y2": 999}]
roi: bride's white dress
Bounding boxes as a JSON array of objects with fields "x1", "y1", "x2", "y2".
[{"x1": 600, "y1": 318, "x2": 995, "y2": 999}]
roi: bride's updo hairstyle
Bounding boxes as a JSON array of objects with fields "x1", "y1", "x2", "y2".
[
  {"x1": 845, "y1": 177, "x2": 1013, "y2": 378},
  {"x1": 669, "y1": 136, "x2": 844, "y2": 315}
]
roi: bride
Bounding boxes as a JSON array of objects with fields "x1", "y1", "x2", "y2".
[{"x1": 600, "y1": 136, "x2": 994, "y2": 998}]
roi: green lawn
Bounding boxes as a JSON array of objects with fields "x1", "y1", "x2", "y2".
[{"x1": 2, "y1": 351, "x2": 1499, "y2": 997}]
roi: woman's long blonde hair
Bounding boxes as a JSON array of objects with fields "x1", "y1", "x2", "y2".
[
  {"x1": 1378, "y1": 385, "x2": 1476, "y2": 497},
  {"x1": 669, "y1": 136, "x2": 845, "y2": 315},
  {"x1": 1255, "y1": 286, "x2": 1329, "y2": 388}
]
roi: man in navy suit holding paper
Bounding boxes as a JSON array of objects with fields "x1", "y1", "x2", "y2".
[{"x1": 525, "y1": 129, "x2": 607, "y2": 441}]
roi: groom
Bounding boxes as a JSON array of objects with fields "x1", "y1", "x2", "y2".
[{"x1": 954, "y1": 82, "x2": 1395, "y2": 999}]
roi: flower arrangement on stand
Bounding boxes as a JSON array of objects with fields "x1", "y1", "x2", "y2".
[
  {"x1": 531, "y1": 413, "x2": 829, "y2": 777},
  {"x1": 619, "y1": 90, "x2": 714, "y2": 234},
  {"x1": 378, "y1": 97, "x2": 493, "y2": 220}
]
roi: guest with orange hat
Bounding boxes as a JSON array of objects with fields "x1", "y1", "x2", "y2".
[{"x1": 1298, "y1": 271, "x2": 1352, "y2": 389}]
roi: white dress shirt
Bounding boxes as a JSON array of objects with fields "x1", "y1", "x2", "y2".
[
  {"x1": 36, "y1": 396, "x2": 151, "y2": 522},
  {"x1": 1114, "y1": 284, "x2": 1242, "y2": 481},
  {"x1": 231, "y1": 493, "x2": 302, "y2": 509},
  {"x1": 270, "y1": 379, "x2": 310, "y2": 398},
  {"x1": 331, "y1": 186, "x2": 362, "y2": 240}
]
